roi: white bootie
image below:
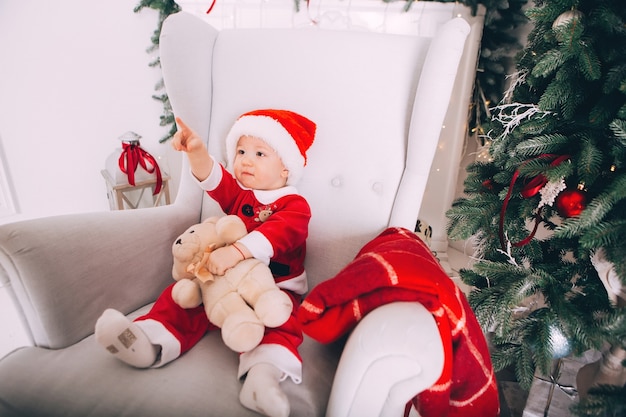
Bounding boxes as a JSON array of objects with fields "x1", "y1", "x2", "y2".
[
  {"x1": 239, "y1": 363, "x2": 290, "y2": 417},
  {"x1": 95, "y1": 308, "x2": 159, "y2": 368}
]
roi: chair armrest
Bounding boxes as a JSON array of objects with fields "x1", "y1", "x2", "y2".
[
  {"x1": 326, "y1": 302, "x2": 444, "y2": 417},
  {"x1": 0, "y1": 204, "x2": 198, "y2": 349},
  {"x1": 160, "y1": 12, "x2": 218, "y2": 146},
  {"x1": 390, "y1": 17, "x2": 471, "y2": 230}
]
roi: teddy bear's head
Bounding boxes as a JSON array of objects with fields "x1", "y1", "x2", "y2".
[{"x1": 172, "y1": 215, "x2": 247, "y2": 281}]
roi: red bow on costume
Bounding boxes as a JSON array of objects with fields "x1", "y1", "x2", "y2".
[{"x1": 118, "y1": 142, "x2": 162, "y2": 195}]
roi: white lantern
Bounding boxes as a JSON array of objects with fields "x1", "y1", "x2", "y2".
[{"x1": 102, "y1": 131, "x2": 170, "y2": 210}]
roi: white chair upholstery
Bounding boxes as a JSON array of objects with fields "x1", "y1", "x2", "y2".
[
  {"x1": 0, "y1": 4, "x2": 483, "y2": 417},
  {"x1": 327, "y1": 302, "x2": 445, "y2": 417}
]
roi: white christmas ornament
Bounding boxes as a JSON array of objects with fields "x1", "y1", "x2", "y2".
[
  {"x1": 552, "y1": 9, "x2": 584, "y2": 29},
  {"x1": 549, "y1": 324, "x2": 571, "y2": 359},
  {"x1": 538, "y1": 178, "x2": 567, "y2": 208},
  {"x1": 591, "y1": 248, "x2": 625, "y2": 305}
]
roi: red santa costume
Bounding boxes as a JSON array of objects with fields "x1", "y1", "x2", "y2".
[{"x1": 132, "y1": 109, "x2": 316, "y2": 384}]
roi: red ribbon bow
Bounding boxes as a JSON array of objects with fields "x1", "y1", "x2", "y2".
[
  {"x1": 118, "y1": 143, "x2": 162, "y2": 195},
  {"x1": 499, "y1": 154, "x2": 570, "y2": 249}
]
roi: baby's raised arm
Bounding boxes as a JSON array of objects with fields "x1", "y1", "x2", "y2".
[{"x1": 172, "y1": 117, "x2": 214, "y2": 182}]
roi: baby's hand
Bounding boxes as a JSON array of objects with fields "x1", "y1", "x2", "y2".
[
  {"x1": 208, "y1": 245, "x2": 245, "y2": 276},
  {"x1": 172, "y1": 117, "x2": 205, "y2": 153}
]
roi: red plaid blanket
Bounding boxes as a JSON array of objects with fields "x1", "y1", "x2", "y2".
[{"x1": 298, "y1": 227, "x2": 499, "y2": 417}]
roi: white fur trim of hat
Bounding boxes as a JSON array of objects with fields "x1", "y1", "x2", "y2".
[{"x1": 225, "y1": 109, "x2": 316, "y2": 186}]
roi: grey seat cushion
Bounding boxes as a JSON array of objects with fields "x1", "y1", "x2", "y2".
[{"x1": 0, "y1": 312, "x2": 343, "y2": 417}]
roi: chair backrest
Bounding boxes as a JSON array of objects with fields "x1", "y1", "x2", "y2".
[{"x1": 160, "y1": 7, "x2": 477, "y2": 288}]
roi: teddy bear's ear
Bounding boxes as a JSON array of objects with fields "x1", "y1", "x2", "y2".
[
  {"x1": 216, "y1": 215, "x2": 248, "y2": 243},
  {"x1": 202, "y1": 217, "x2": 219, "y2": 225}
]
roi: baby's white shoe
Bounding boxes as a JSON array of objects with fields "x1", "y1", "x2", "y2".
[
  {"x1": 95, "y1": 308, "x2": 159, "y2": 368},
  {"x1": 240, "y1": 363, "x2": 290, "y2": 417}
]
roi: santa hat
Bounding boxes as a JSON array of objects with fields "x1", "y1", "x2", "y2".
[{"x1": 225, "y1": 109, "x2": 316, "y2": 186}]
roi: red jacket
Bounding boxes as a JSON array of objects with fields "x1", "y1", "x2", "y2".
[{"x1": 203, "y1": 164, "x2": 311, "y2": 294}]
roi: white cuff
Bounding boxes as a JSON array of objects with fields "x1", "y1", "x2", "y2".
[
  {"x1": 195, "y1": 155, "x2": 222, "y2": 192},
  {"x1": 135, "y1": 319, "x2": 182, "y2": 368},
  {"x1": 238, "y1": 231, "x2": 273, "y2": 265},
  {"x1": 277, "y1": 271, "x2": 308, "y2": 295}
]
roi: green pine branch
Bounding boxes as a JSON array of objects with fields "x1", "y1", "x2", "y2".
[
  {"x1": 555, "y1": 173, "x2": 626, "y2": 240},
  {"x1": 572, "y1": 384, "x2": 626, "y2": 417}
]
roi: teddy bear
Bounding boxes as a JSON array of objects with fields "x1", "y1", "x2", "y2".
[{"x1": 170, "y1": 215, "x2": 293, "y2": 353}]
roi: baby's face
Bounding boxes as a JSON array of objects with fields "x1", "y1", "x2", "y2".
[{"x1": 233, "y1": 135, "x2": 289, "y2": 190}]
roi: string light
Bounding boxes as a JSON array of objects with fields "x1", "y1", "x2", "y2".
[{"x1": 475, "y1": 138, "x2": 493, "y2": 162}]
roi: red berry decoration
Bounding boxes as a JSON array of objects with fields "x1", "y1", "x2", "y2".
[{"x1": 556, "y1": 188, "x2": 587, "y2": 217}]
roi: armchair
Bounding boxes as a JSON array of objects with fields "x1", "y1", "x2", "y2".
[{"x1": 0, "y1": 4, "x2": 485, "y2": 417}]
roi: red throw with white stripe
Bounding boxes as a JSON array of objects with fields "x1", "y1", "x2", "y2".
[{"x1": 298, "y1": 227, "x2": 499, "y2": 417}]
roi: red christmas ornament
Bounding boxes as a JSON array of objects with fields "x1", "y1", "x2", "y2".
[{"x1": 556, "y1": 188, "x2": 587, "y2": 217}]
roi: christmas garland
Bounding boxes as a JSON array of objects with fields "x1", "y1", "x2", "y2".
[
  {"x1": 134, "y1": 0, "x2": 180, "y2": 143},
  {"x1": 135, "y1": 0, "x2": 529, "y2": 143}
]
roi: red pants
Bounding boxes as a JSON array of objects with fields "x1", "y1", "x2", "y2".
[{"x1": 135, "y1": 283, "x2": 304, "y2": 361}]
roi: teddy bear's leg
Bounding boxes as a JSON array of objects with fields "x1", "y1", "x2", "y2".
[
  {"x1": 255, "y1": 290, "x2": 293, "y2": 328},
  {"x1": 95, "y1": 308, "x2": 159, "y2": 368},
  {"x1": 237, "y1": 262, "x2": 293, "y2": 328},
  {"x1": 207, "y1": 291, "x2": 265, "y2": 353},
  {"x1": 203, "y1": 274, "x2": 265, "y2": 353},
  {"x1": 171, "y1": 278, "x2": 202, "y2": 309},
  {"x1": 239, "y1": 362, "x2": 290, "y2": 417}
]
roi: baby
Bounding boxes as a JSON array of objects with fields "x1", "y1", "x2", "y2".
[{"x1": 95, "y1": 109, "x2": 316, "y2": 417}]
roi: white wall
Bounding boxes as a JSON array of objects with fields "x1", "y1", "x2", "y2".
[{"x1": 0, "y1": 0, "x2": 181, "y2": 223}]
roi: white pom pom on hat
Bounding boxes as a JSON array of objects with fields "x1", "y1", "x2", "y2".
[{"x1": 225, "y1": 109, "x2": 316, "y2": 186}]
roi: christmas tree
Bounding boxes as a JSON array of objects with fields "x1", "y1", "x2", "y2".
[{"x1": 447, "y1": 0, "x2": 626, "y2": 415}]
